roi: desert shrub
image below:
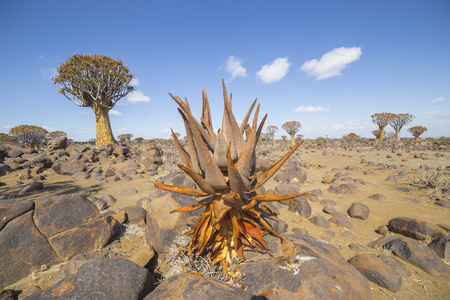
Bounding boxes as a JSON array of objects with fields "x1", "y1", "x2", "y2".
[
  {"x1": 316, "y1": 137, "x2": 326, "y2": 144},
  {"x1": 9, "y1": 125, "x2": 48, "y2": 149},
  {"x1": 425, "y1": 137, "x2": 434, "y2": 142},
  {"x1": 47, "y1": 131, "x2": 67, "y2": 139},
  {"x1": 410, "y1": 164, "x2": 450, "y2": 199},
  {"x1": 0, "y1": 133, "x2": 17, "y2": 142},
  {"x1": 438, "y1": 136, "x2": 450, "y2": 142}
]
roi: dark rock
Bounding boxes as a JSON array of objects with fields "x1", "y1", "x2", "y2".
[
  {"x1": 323, "y1": 205, "x2": 336, "y2": 214},
  {"x1": 348, "y1": 253, "x2": 402, "y2": 292},
  {"x1": 52, "y1": 160, "x2": 86, "y2": 175},
  {"x1": 7, "y1": 149, "x2": 23, "y2": 158},
  {"x1": 0, "y1": 163, "x2": 12, "y2": 177},
  {"x1": 287, "y1": 196, "x2": 311, "y2": 218},
  {"x1": 435, "y1": 199, "x2": 450, "y2": 208},
  {"x1": 320, "y1": 198, "x2": 337, "y2": 206},
  {"x1": 428, "y1": 234, "x2": 450, "y2": 260},
  {"x1": 368, "y1": 193, "x2": 387, "y2": 202},
  {"x1": 98, "y1": 143, "x2": 115, "y2": 155},
  {"x1": 34, "y1": 193, "x2": 101, "y2": 237},
  {"x1": 327, "y1": 183, "x2": 343, "y2": 194},
  {"x1": 385, "y1": 237, "x2": 450, "y2": 277},
  {"x1": 394, "y1": 186, "x2": 410, "y2": 192},
  {"x1": 347, "y1": 202, "x2": 370, "y2": 220},
  {"x1": 0, "y1": 289, "x2": 21, "y2": 300},
  {"x1": 0, "y1": 211, "x2": 61, "y2": 290},
  {"x1": 145, "y1": 273, "x2": 259, "y2": 300},
  {"x1": 238, "y1": 234, "x2": 372, "y2": 299},
  {"x1": 17, "y1": 181, "x2": 44, "y2": 195},
  {"x1": 329, "y1": 214, "x2": 354, "y2": 229},
  {"x1": 348, "y1": 243, "x2": 368, "y2": 252},
  {"x1": 24, "y1": 258, "x2": 155, "y2": 300},
  {"x1": 0, "y1": 199, "x2": 34, "y2": 230},
  {"x1": 308, "y1": 215, "x2": 330, "y2": 229},
  {"x1": 387, "y1": 217, "x2": 447, "y2": 240},
  {"x1": 292, "y1": 227, "x2": 308, "y2": 235},
  {"x1": 113, "y1": 146, "x2": 130, "y2": 157},
  {"x1": 101, "y1": 194, "x2": 117, "y2": 204},
  {"x1": 104, "y1": 168, "x2": 116, "y2": 177},
  {"x1": 321, "y1": 175, "x2": 335, "y2": 184},
  {"x1": 30, "y1": 156, "x2": 53, "y2": 168},
  {"x1": 72, "y1": 171, "x2": 91, "y2": 180},
  {"x1": 368, "y1": 235, "x2": 399, "y2": 249},
  {"x1": 341, "y1": 231, "x2": 355, "y2": 239},
  {"x1": 119, "y1": 206, "x2": 147, "y2": 225},
  {"x1": 378, "y1": 254, "x2": 409, "y2": 277},
  {"x1": 47, "y1": 136, "x2": 68, "y2": 151}
]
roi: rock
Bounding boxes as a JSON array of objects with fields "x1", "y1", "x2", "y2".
[
  {"x1": 17, "y1": 181, "x2": 44, "y2": 195},
  {"x1": 34, "y1": 194, "x2": 101, "y2": 237},
  {"x1": 348, "y1": 243, "x2": 368, "y2": 252},
  {"x1": 238, "y1": 234, "x2": 372, "y2": 299},
  {"x1": 7, "y1": 149, "x2": 23, "y2": 158},
  {"x1": 378, "y1": 254, "x2": 409, "y2": 277},
  {"x1": 0, "y1": 200, "x2": 34, "y2": 230},
  {"x1": 119, "y1": 206, "x2": 147, "y2": 224},
  {"x1": 348, "y1": 253, "x2": 402, "y2": 292},
  {"x1": 385, "y1": 237, "x2": 450, "y2": 277},
  {"x1": 435, "y1": 199, "x2": 450, "y2": 208},
  {"x1": 321, "y1": 175, "x2": 335, "y2": 184},
  {"x1": 368, "y1": 193, "x2": 387, "y2": 202},
  {"x1": 47, "y1": 136, "x2": 68, "y2": 151},
  {"x1": 0, "y1": 211, "x2": 61, "y2": 290},
  {"x1": 428, "y1": 235, "x2": 450, "y2": 261},
  {"x1": 24, "y1": 258, "x2": 155, "y2": 300},
  {"x1": 368, "y1": 235, "x2": 399, "y2": 249},
  {"x1": 72, "y1": 171, "x2": 91, "y2": 180},
  {"x1": 52, "y1": 160, "x2": 86, "y2": 175},
  {"x1": 387, "y1": 217, "x2": 447, "y2": 240},
  {"x1": 341, "y1": 231, "x2": 355, "y2": 239},
  {"x1": 323, "y1": 205, "x2": 336, "y2": 214},
  {"x1": 145, "y1": 191, "x2": 202, "y2": 253},
  {"x1": 328, "y1": 213, "x2": 354, "y2": 229},
  {"x1": 113, "y1": 146, "x2": 130, "y2": 157},
  {"x1": 327, "y1": 183, "x2": 343, "y2": 194},
  {"x1": 98, "y1": 143, "x2": 115, "y2": 155},
  {"x1": 287, "y1": 196, "x2": 311, "y2": 218},
  {"x1": 118, "y1": 187, "x2": 138, "y2": 195},
  {"x1": 0, "y1": 289, "x2": 21, "y2": 300},
  {"x1": 104, "y1": 168, "x2": 116, "y2": 177},
  {"x1": 112, "y1": 211, "x2": 127, "y2": 223},
  {"x1": 101, "y1": 194, "x2": 117, "y2": 204},
  {"x1": 127, "y1": 245, "x2": 155, "y2": 267},
  {"x1": 377, "y1": 225, "x2": 389, "y2": 235},
  {"x1": 347, "y1": 202, "x2": 370, "y2": 220},
  {"x1": 0, "y1": 163, "x2": 12, "y2": 176},
  {"x1": 145, "y1": 273, "x2": 259, "y2": 300},
  {"x1": 308, "y1": 215, "x2": 330, "y2": 229}
]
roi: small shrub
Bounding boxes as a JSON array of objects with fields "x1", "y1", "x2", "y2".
[
  {"x1": 410, "y1": 164, "x2": 450, "y2": 199},
  {"x1": 316, "y1": 137, "x2": 326, "y2": 144}
]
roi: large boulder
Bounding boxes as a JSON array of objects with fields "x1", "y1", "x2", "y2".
[
  {"x1": 0, "y1": 163, "x2": 12, "y2": 177},
  {"x1": 47, "y1": 136, "x2": 68, "y2": 151},
  {"x1": 24, "y1": 258, "x2": 156, "y2": 300},
  {"x1": 388, "y1": 217, "x2": 447, "y2": 241},
  {"x1": 0, "y1": 199, "x2": 34, "y2": 230},
  {"x1": 51, "y1": 160, "x2": 86, "y2": 175},
  {"x1": 0, "y1": 211, "x2": 61, "y2": 290}
]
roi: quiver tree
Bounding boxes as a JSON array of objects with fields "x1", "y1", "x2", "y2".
[
  {"x1": 117, "y1": 133, "x2": 133, "y2": 144},
  {"x1": 408, "y1": 126, "x2": 427, "y2": 141},
  {"x1": 372, "y1": 130, "x2": 381, "y2": 139},
  {"x1": 0, "y1": 133, "x2": 17, "y2": 142},
  {"x1": 371, "y1": 113, "x2": 394, "y2": 140},
  {"x1": 52, "y1": 54, "x2": 135, "y2": 147},
  {"x1": 10, "y1": 125, "x2": 48, "y2": 149},
  {"x1": 282, "y1": 120, "x2": 302, "y2": 146},
  {"x1": 155, "y1": 80, "x2": 310, "y2": 271},
  {"x1": 389, "y1": 113, "x2": 415, "y2": 141},
  {"x1": 48, "y1": 131, "x2": 67, "y2": 139},
  {"x1": 281, "y1": 135, "x2": 287, "y2": 141},
  {"x1": 266, "y1": 125, "x2": 278, "y2": 146},
  {"x1": 344, "y1": 132, "x2": 359, "y2": 143}
]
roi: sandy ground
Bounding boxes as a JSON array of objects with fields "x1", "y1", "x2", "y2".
[{"x1": 1, "y1": 144, "x2": 449, "y2": 299}]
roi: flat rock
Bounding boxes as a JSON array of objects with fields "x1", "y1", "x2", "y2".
[
  {"x1": 368, "y1": 193, "x2": 387, "y2": 202},
  {"x1": 348, "y1": 253, "x2": 402, "y2": 292},
  {"x1": 119, "y1": 206, "x2": 147, "y2": 224},
  {"x1": 0, "y1": 211, "x2": 61, "y2": 290},
  {"x1": 0, "y1": 199, "x2": 34, "y2": 230},
  {"x1": 51, "y1": 160, "x2": 86, "y2": 175},
  {"x1": 385, "y1": 237, "x2": 450, "y2": 277},
  {"x1": 17, "y1": 181, "x2": 44, "y2": 195},
  {"x1": 327, "y1": 183, "x2": 343, "y2": 194},
  {"x1": 387, "y1": 217, "x2": 447, "y2": 240},
  {"x1": 72, "y1": 171, "x2": 90, "y2": 180},
  {"x1": 118, "y1": 187, "x2": 138, "y2": 195},
  {"x1": 308, "y1": 215, "x2": 330, "y2": 228},
  {"x1": 24, "y1": 258, "x2": 155, "y2": 300},
  {"x1": 428, "y1": 234, "x2": 450, "y2": 261},
  {"x1": 378, "y1": 254, "x2": 409, "y2": 277},
  {"x1": 145, "y1": 273, "x2": 260, "y2": 300}
]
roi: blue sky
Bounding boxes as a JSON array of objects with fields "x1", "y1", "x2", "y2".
[{"x1": 1, "y1": 0, "x2": 449, "y2": 141}]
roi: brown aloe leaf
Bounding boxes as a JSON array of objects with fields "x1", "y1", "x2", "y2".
[
  {"x1": 227, "y1": 144, "x2": 250, "y2": 194},
  {"x1": 239, "y1": 98, "x2": 257, "y2": 135},
  {"x1": 211, "y1": 198, "x2": 233, "y2": 224},
  {"x1": 252, "y1": 141, "x2": 303, "y2": 190},
  {"x1": 170, "y1": 202, "x2": 208, "y2": 214},
  {"x1": 213, "y1": 129, "x2": 228, "y2": 170},
  {"x1": 185, "y1": 109, "x2": 227, "y2": 189},
  {"x1": 251, "y1": 192, "x2": 313, "y2": 202},
  {"x1": 239, "y1": 218, "x2": 268, "y2": 250},
  {"x1": 242, "y1": 199, "x2": 258, "y2": 211},
  {"x1": 230, "y1": 210, "x2": 240, "y2": 248},
  {"x1": 153, "y1": 183, "x2": 208, "y2": 197},
  {"x1": 171, "y1": 128, "x2": 191, "y2": 167},
  {"x1": 177, "y1": 164, "x2": 217, "y2": 195},
  {"x1": 222, "y1": 79, "x2": 245, "y2": 156},
  {"x1": 201, "y1": 86, "x2": 213, "y2": 130},
  {"x1": 236, "y1": 104, "x2": 260, "y2": 178},
  {"x1": 179, "y1": 109, "x2": 201, "y2": 174},
  {"x1": 199, "y1": 116, "x2": 216, "y2": 142}
]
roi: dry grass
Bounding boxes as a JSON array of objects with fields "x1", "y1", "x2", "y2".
[{"x1": 409, "y1": 163, "x2": 450, "y2": 199}]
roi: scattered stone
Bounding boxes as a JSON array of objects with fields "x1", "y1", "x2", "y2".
[
  {"x1": 112, "y1": 211, "x2": 127, "y2": 223},
  {"x1": 0, "y1": 163, "x2": 13, "y2": 177},
  {"x1": 308, "y1": 215, "x2": 330, "y2": 229},
  {"x1": 387, "y1": 217, "x2": 447, "y2": 240},
  {"x1": 348, "y1": 243, "x2": 368, "y2": 252},
  {"x1": 368, "y1": 193, "x2": 387, "y2": 202},
  {"x1": 428, "y1": 235, "x2": 450, "y2": 261},
  {"x1": 52, "y1": 160, "x2": 86, "y2": 175},
  {"x1": 378, "y1": 254, "x2": 409, "y2": 277},
  {"x1": 377, "y1": 225, "x2": 389, "y2": 235},
  {"x1": 72, "y1": 171, "x2": 91, "y2": 180},
  {"x1": 322, "y1": 175, "x2": 335, "y2": 184},
  {"x1": 103, "y1": 168, "x2": 116, "y2": 177},
  {"x1": 341, "y1": 231, "x2": 355, "y2": 239},
  {"x1": 292, "y1": 227, "x2": 308, "y2": 235},
  {"x1": 17, "y1": 181, "x2": 44, "y2": 195},
  {"x1": 101, "y1": 194, "x2": 117, "y2": 204},
  {"x1": 348, "y1": 253, "x2": 402, "y2": 292},
  {"x1": 347, "y1": 202, "x2": 370, "y2": 220},
  {"x1": 47, "y1": 136, "x2": 68, "y2": 151},
  {"x1": 323, "y1": 205, "x2": 336, "y2": 214},
  {"x1": 394, "y1": 186, "x2": 410, "y2": 192},
  {"x1": 118, "y1": 187, "x2": 138, "y2": 195},
  {"x1": 327, "y1": 183, "x2": 342, "y2": 194},
  {"x1": 119, "y1": 206, "x2": 147, "y2": 225}
]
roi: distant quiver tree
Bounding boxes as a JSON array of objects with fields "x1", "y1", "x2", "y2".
[
  {"x1": 371, "y1": 113, "x2": 394, "y2": 140},
  {"x1": 266, "y1": 125, "x2": 278, "y2": 146},
  {"x1": 389, "y1": 113, "x2": 414, "y2": 141},
  {"x1": 408, "y1": 126, "x2": 427, "y2": 141},
  {"x1": 52, "y1": 54, "x2": 135, "y2": 147},
  {"x1": 282, "y1": 121, "x2": 301, "y2": 146},
  {"x1": 48, "y1": 131, "x2": 67, "y2": 139},
  {"x1": 10, "y1": 125, "x2": 48, "y2": 149},
  {"x1": 117, "y1": 133, "x2": 133, "y2": 144}
]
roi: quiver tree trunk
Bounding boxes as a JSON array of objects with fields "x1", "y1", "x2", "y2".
[
  {"x1": 92, "y1": 103, "x2": 116, "y2": 147},
  {"x1": 379, "y1": 126, "x2": 386, "y2": 140},
  {"x1": 272, "y1": 136, "x2": 276, "y2": 146},
  {"x1": 290, "y1": 134, "x2": 296, "y2": 146},
  {"x1": 395, "y1": 131, "x2": 401, "y2": 141}
]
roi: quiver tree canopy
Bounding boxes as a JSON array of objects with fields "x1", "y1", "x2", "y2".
[
  {"x1": 371, "y1": 113, "x2": 395, "y2": 140},
  {"x1": 408, "y1": 126, "x2": 427, "y2": 141},
  {"x1": 266, "y1": 125, "x2": 278, "y2": 146},
  {"x1": 52, "y1": 54, "x2": 135, "y2": 147},
  {"x1": 282, "y1": 120, "x2": 301, "y2": 146},
  {"x1": 10, "y1": 125, "x2": 48, "y2": 149},
  {"x1": 388, "y1": 113, "x2": 415, "y2": 140}
]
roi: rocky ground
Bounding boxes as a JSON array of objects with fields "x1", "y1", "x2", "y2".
[{"x1": 0, "y1": 138, "x2": 449, "y2": 299}]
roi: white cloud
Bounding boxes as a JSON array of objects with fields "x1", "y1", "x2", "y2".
[
  {"x1": 421, "y1": 110, "x2": 440, "y2": 119},
  {"x1": 41, "y1": 67, "x2": 58, "y2": 80},
  {"x1": 301, "y1": 47, "x2": 362, "y2": 80},
  {"x1": 42, "y1": 125, "x2": 58, "y2": 132},
  {"x1": 295, "y1": 106, "x2": 330, "y2": 112},
  {"x1": 331, "y1": 124, "x2": 345, "y2": 130},
  {"x1": 109, "y1": 110, "x2": 122, "y2": 116},
  {"x1": 127, "y1": 91, "x2": 150, "y2": 103},
  {"x1": 225, "y1": 56, "x2": 248, "y2": 81},
  {"x1": 428, "y1": 97, "x2": 446, "y2": 104},
  {"x1": 130, "y1": 78, "x2": 139, "y2": 87},
  {"x1": 331, "y1": 119, "x2": 367, "y2": 130},
  {"x1": 312, "y1": 118, "x2": 327, "y2": 123},
  {"x1": 256, "y1": 57, "x2": 291, "y2": 84}
]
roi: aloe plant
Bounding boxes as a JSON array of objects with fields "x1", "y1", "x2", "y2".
[{"x1": 155, "y1": 80, "x2": 310, "y2": 269}]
